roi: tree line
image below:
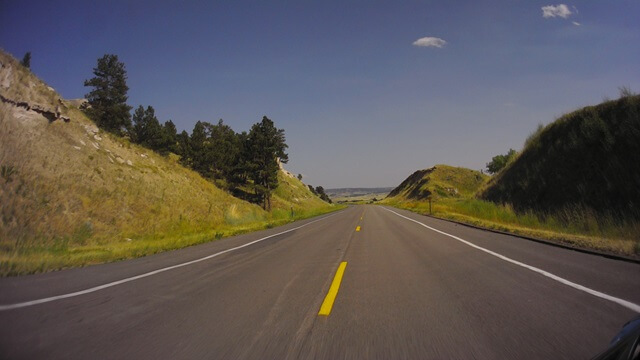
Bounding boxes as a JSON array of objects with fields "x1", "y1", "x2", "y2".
[{"x1": 82, "y1": 54, "x2": 329, "y2": 209}]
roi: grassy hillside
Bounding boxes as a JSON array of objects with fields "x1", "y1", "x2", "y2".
[
  {"x1": 386, "y1": 165, "x2": 488, "y2": 201},
  {"x1": 480, "y1": 95, "x2": 640, "y2": 218},
  {"x1": 0, "y1": 50, "x2": 337, "y2": 275},
  {"x1": 384, "y1": 97, "x2": 640, "y2": 256},
  {"x1": 383, "y1": 165, "x2": 490, "y2": 216}
]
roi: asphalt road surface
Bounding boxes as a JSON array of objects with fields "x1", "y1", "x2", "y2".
[{"x1": 1, "y1": 205, "x2": 639, "y2": 359}]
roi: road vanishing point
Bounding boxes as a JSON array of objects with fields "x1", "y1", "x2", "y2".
[{"x1": 1, "y1": 205, "x2": 639, "y2": 359}]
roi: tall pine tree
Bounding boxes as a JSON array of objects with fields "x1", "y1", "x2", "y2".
[
  {"x1": 246, "y1": 116, "x2": 288, "y2": 210},
  {"x1": 84, "y1": 54, "x2": 132, "y2": 135}
]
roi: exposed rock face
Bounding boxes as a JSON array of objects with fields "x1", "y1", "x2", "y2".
[
  {"x1": 277, "y1": 158, "x2": 295, "y2": 178},
  {"x1": 0, "y1": 61, "x2": 12, "y2": 89},
  {"x1": 0, "y1": 94, "x2": 70, "y2": 123}
]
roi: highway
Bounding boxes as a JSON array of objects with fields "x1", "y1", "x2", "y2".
[{"x1": 1, "y1": 205, "x2": 639, "y2": 359}]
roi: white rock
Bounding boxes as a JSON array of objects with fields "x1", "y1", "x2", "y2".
[
  {"x1": 73, "y1": 146, "x2": 81, "y2": 150},
  {"x1": 92, "y1": 142, "x2": 99, "y2": 149},
  {"x1": 94, "y1": 135, "x2": 102, "y2": 141},
  {"x1": 116, "y1": 157, "x2": 125, "y2": 164},
  {"x1": 0, "y1": 63, "x2": 12, "y2": 89},
  {"x1": 108, "y1": 156, "x2": 114, "y2": 163},
  {"x1": 84, "y1": 124, "x2": 99, "y2": 135},
  {"x1": 79, "y1": 140, "x2": 86, "y2": 146},
  {"x1": 126, "y1": 160, "x2": 133, "y2": 166}
]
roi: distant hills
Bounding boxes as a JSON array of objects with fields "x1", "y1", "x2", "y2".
[{"x1": 326, "y1": 187, "x2": 394, "y2": 203}]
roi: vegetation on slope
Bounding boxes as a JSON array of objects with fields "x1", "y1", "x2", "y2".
[
  {"x1": 480, "y1": 95, "x2": 640, "y2": 219},
  {"x1": 387, "y1": 165, "x2": 488, "y2": 201},
  {"x1": 0, "y1": 50, "x2": 337, "y2": 275},
  {"x1": 384, "y1": 96, "x2": 640, "y2": 256}
]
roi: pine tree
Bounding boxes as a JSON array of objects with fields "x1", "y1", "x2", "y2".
[
  {"x1": 20, "y1": 52, "x2": 31, "y2": 69},
  {"x1": 84, "y1": 54, "x2": 132, "y2": 135},
  {"x1": 131, "y1": 105, "x2": 164, "y2": 152},
  {"x1": 163, "y1": 120, "x2": 178, "y2": 154},
  {"x1": 207, "y1": 119, "x2": 239, "y2": 181},
  {"x1": 190, "y1": 121, "x2": 211, "y2": 177},
  {"x1": 227, "y1": 131, "x2": 250, "y2": 188},
  {"x1": 177, "y1": 130, "x2": 192, "y2": 165},
  {"x1": 246, "y1": 116, "x2": 288, "y2": 210}
]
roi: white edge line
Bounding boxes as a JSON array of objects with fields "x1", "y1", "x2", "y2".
[
  {"x1": 0, "y1": 212, "x2": 339, "y2": 311},
  {"x1": 381, "y1": 207, "x2": 640, "y2": 313}
]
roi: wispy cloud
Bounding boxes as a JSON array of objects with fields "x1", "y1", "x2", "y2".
[
  {"x1": 572, "y1": 21, "x2": 581, "y2": 26},
  {"x1": 412, "y1": 37, "x2": 447, "y2": 48},
  {"x1": 541, "y1": 4, "x2": 573, "y2": 18}
]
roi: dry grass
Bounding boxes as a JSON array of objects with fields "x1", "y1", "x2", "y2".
[{"x1": 0, "y1": 50, "x2": 340, "y2": 275}]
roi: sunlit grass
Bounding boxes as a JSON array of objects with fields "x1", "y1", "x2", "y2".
[{"x1": 0, "y1": 196, "x2": 342, "y2": 276}]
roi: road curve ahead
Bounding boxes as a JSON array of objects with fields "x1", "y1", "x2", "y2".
[{"x1": 1, "y1": 205, "x2": 639, "y2": 359}]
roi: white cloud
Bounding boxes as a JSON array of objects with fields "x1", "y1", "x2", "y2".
[
  {"x1": 542, "y1": 4, "x2": 572, "y2": 18},
  {"x1": 412, "y1": 37, "x2": 447, "y2": 48},
  {"x1": 572, "y1": 21, "x2": 581, "y2": 26}
]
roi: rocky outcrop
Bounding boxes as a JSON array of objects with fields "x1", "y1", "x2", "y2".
[
  {"x1": 0, "y1": 94, "x2": 70, "y2": 122},
  {"x1": 277, "y1": 158, "x2": 295, "y2": 178}
]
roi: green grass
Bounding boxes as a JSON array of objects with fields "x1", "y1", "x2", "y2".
[
  {"x1": 383, "y1": 197, "x2": 640, "y2": 256},
  {"x1": 0, "y1": 203, "x2": 343, "y2": 276},
  {"x1": 388, "y1": 164, "x2": 488, "y2": 200}
]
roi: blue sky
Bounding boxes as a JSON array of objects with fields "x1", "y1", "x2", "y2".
[{"x1": 2, "y1": 1, "x2": 639, "y2": 188}]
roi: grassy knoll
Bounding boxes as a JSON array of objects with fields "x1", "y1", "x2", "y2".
[{"x1": 0, "y1": 50, "x2": 341, "y2": 275}]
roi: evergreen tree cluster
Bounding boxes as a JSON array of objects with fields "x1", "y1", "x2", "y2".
[
  {"x1": 307, "y1": 185, "x2": 332, "y2": 204},
  {"x1": 131, "y1": 105, "x2": 177, "y2": 156},
  {"x1": 82, "y1": 53, "x2": 305, "y2": 210}
]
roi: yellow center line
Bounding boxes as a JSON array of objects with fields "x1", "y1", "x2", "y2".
[
  {"x1": 318, "y1": 262, "x2": 348, "y2": 316},
  {"x1": 355, "y1": 226, "x2": 361, "y2": 232}
]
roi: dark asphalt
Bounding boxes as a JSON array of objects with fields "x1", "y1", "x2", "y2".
[{"x1": 1, "y1": 205, "x2": 639, "y2": 359}]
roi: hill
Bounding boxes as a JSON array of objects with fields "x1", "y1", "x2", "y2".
[
  {"x1": 383, "y1": 98, "x2": 640, "y2": 256},
  {"x1": 0, "y1": 50, "x2": 334, "y2": 275},
  {"x1": 326, "y1": 187, "x2": 394, "y2": 203},
  {"x1": 480, "y1": 95, "x2": 640, "y2": 219},
  {"x1": 386, "y1": 165, "x2": 488, "y2": 201}
]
